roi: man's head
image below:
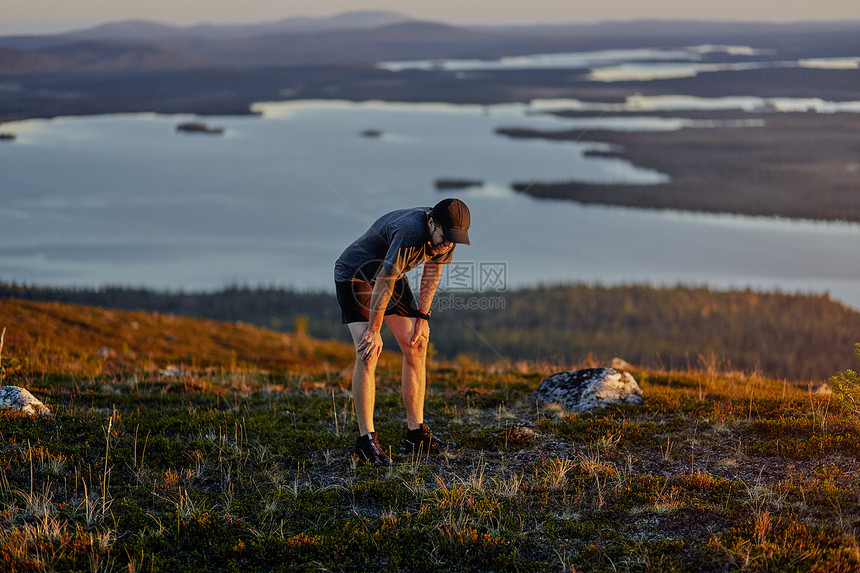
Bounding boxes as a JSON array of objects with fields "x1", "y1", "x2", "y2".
[{"x1": 431, "y1": 198, "x2": 471, "y2": 246}]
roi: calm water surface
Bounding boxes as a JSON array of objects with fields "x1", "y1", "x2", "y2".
[{"x1": 1, "y1": 100, "x2": 859, "y2": 310}]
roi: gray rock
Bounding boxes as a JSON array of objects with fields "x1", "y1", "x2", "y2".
[
  {"x1": 534, "y1": 367, "x2": 643, "y2": 413},
  {"x1": 0, "y1": 386, "x2": 51, "y2": 416}
]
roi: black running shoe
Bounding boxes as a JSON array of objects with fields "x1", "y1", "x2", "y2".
[
  {"x1": 355, "y1": 432, "x2": 392, "y2": 466},
  {"x1": 404, "y1": 423, "x2": 456, "y2": 455}
]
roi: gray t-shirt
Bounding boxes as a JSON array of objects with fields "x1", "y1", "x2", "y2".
[{"x1": 334, "y1": 208, "x2": 455, "y2": 283}]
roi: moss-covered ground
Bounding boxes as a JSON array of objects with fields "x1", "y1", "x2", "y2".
[
  {"x1": 3, "y1": 361, "x2": 860, "y2": 572},
  {"x1": 2, "y1": 299, "x2": 859, "y2": 571}
]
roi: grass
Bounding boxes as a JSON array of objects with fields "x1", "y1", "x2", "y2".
[{"x1": 2, "y1": 300, "x2": 860, "y2": 571}]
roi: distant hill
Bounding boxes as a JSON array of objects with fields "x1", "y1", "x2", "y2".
[
  {"x1": 59, "y1": 11, "x2": 413, "y2": 42},
  {"x1": 0, "y1": 40, "x2": 210, "y2": 75},
  {"x1": 190, "y1": 21, "x2": 518, "y2": 66},
  {"x1": 2, "y1": 17, "x2": 859, "y2": 74},
  {"x1": 0, "y1": 45, "x2": 62, "y2": 74},
  {"x1": 62, "y1": 19, "x2": 188, "y2": 41}
]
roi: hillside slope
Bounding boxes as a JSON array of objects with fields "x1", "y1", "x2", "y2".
[{"x1": 0, "y1": 298, "x2": 360, "y2": 376}]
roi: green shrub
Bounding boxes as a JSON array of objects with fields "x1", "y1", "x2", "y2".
[{"x1": 828, "y1": 343, "x2": 860, "y2": 409}]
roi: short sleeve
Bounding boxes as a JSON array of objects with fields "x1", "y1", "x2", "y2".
[{"x1": 382, "y1": 229, "x2": 421, "y2": 276}]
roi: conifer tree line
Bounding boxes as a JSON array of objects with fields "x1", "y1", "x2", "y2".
[{"x1": 2, "y1": 282, "x2": 857, "y2": 381}]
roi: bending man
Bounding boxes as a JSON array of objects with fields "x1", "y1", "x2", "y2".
[{"x1": 334, "y1": 198, "x2": 471, "y2": 465}]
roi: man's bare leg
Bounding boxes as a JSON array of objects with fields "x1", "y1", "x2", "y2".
[
  {"x1": 348, "y1": 321, "x2": 377, "y2": 436},
  {"x1": 385, "y1": 315, "x2": 427, "y2": 431}
]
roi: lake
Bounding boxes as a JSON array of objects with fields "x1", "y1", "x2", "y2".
[
  {"x1": 1, "y1": 99, "x2": 859, "y2": 310},
  {"x1": 378, "y1": 47, "x2": 860, "y2": 82}
]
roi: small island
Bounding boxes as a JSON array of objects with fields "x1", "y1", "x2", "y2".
[
  {"x1": 359, "y1": 129, "x2": 383, "y2": 138},
  {"x1": 434, "y1": 178, "x2": 484, "y2": 190},
  {"x1": 176, "y1": 122, "x2": 225, "y2": 135}
]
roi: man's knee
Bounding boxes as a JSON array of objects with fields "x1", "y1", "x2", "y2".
[
  {"x1": 354, "y1": 351, "x2": 379, "y2": 370},
  {"x1": 402, "y1": 338, "x2": 428, "y2": 363}
]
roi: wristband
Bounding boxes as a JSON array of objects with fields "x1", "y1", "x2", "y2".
[{"x1": 416, "y1": 310, "x2": 431, "y2": 321}]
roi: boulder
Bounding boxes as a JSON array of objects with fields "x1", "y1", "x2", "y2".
[
  {"x1": 0, "y1": 386, "x2": 51, "y2": 416},
  {"x1": 534, "y1": 367, "x2": 643, "y2": 413}
]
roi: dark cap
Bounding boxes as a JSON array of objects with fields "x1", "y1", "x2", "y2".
[{"x1": 431, "y1": 198, "x2": 471, "y2": 245}]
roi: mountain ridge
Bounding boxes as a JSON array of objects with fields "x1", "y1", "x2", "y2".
[
  {"x1": 1, "y1": 17, "x2": 858, "y2": 74},
  {"x1": 56, "y1": 10, "x2": 414, "y2": 42}
]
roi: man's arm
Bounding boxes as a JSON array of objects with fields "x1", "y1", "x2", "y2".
[
  {"x1": 356, "y1": 268, "x2": 398, "y2": 361},
  {"x1": 410, "y1": 261, "x2": 443, "y2": 346},
  {"x1": 418, "y1": 261, "x2": 443, "y2": 315}
]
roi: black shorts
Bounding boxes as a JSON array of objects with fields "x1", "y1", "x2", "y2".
[{"x1": 336, "y1": 278, "x2": 421, "y2": 324}]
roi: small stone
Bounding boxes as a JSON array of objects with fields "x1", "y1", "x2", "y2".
[
  {"x1": 534, "y1": 367, "x2": 644, "y2": 413},
  {"x1": 159, "y1": 365, "x2": 191, "y2": 378},
  {"x1": 0, "y1": 386, "x2": 52, "y2": 416}
]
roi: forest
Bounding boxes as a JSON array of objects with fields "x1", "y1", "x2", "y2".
[{"x1": 2, "y1": 282, "x2": 857, "y2": 381}]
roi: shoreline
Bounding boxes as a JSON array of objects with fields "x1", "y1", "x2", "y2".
[
  {"x1": 2, "y1": 64, "x2": 859, "y2": 124},
  {"x1": 497, "y1": 111, "x2": 860, "y2": 223}
]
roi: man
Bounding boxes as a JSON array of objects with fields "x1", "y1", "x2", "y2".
[{"x1": 334, "y1": 198, "x2": 471, "y2": 466}]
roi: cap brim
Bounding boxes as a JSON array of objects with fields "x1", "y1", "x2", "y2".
[{"x1": 443, "y1": 227, "x2": 470, "y2": 245}]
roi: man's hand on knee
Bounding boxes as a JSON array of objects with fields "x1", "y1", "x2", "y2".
[
  {"x1": 409, "y1": 318, "x2": 430, "y2": 348},
  {"x1": 357, "y1": 327, "x2": 384, "y2": 361}
]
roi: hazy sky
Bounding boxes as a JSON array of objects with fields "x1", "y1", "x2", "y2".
[{"x1": 3, "y1": 0, "x2": 860, "y2": 35}]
